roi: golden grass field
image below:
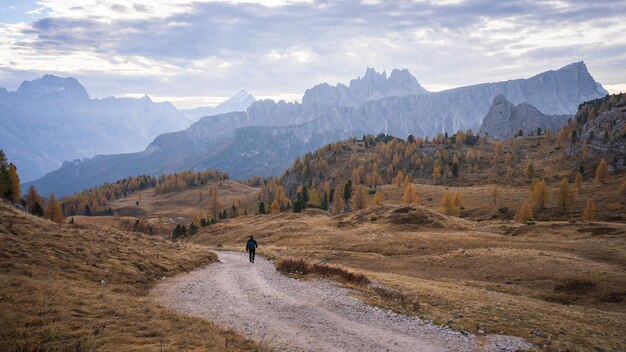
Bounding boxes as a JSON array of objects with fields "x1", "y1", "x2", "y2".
[
  {"x1": 0, "y1": 203, "x2": 265, "y2": 352},
  {"x1": 190, "y1": 202, "x2": 626, "y2": 352},
  {"x1": 108, "y1": 180, "x2": 259, "y2": 221}
]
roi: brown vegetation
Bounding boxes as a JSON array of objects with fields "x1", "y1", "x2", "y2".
[
  {"x1": 191, "y1": 205, "x2": 626, "y2": 352},
  {"x1": 0, "y1": 204, "x2": 260, "y2": 351}
]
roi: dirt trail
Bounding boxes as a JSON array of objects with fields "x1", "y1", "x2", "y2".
[{"x1": 154, "y1": 251, "x2": 532, "y2": 352}]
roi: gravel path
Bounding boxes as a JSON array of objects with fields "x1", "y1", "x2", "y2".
[{"x1": 154, "y1": 251, "x2": 533, "y2": 352}]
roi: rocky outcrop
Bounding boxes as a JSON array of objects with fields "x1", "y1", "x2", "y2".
[
  {"x1": 478, "y1": 95, "x2": 571, "y2": 139},
  {"x1": 568, "y1": 108, "x2": 626, "y2": 170}
]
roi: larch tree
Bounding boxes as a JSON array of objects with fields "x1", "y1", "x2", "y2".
[
  {"x1": 582, "y1": 199, "x2": 596, "y2": 223},
  {"x1": 490, "y1": 185, "x2": 499, "y2": 206},
  {"x1": 432, "y1": 160, "x2": 443, "y2": 180},
  {"x1": 439, "y1": 192, "x2": 456, "y2": 216},
  {"x1": 210, "y1": 187, "x2": 221, "y2": 220},
  {"x1": 581, "y1": 143, "x2": 588, "y2": 161},
  {"x1": 331, "y1": 188, "x2": 345, "y2": 215},
  {"x1": 402, "y1": 183, "x2": 419, "y2": 205},
  {"x1": 373, "y1": 189, "x2": 383, "y2": 205},
  {"x1": 274, "y1": 186, "x2": 288, "y2": 210},
  {"x1": 574, "y1": 172, "x2": 584, "y2": 191},
  {"x1": 270, "y1": 199, "x2": 281, "y2": 214},
  {"x1": 393, "y1": 170, "x2": 405, "y2": 187},
  {"x1": 514, "y1": 201, "x2": 533, "y2": 223},
  {"x1": 594, "y1": 159, "x2": 609, "y2": 184},
  {"x1": 308, "y1": 188, "x2": 322, "y2": 208},
  {"x1": 524, "y1": 161, "x2": 535, "y2": 181},
  {"x1": 556, "y1": 177, "x2": 575, "y2": 211},
  {"x1": 45, "y1": 193, "x2": 65, "y2": 223},
  {"x1": 5, "y1": 163, "x2": 20, "y2": 202},
  {"x1": 530, "y1": 179, "x2": 549, "y2": 210},
  {"x1": 451, "y1": 192, "x2": 461, "y2": 216},
  {"x1": 353, "y1": 185, "x2": 368, "y2": 210},
  {"x1": 25, "y1": 185, "x2": 42, "y2": 212}
]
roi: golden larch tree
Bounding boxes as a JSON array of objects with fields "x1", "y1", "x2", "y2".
[
  {"x1": 270, "y1": 199, "x2": 280, "y2": 214},
  {"x1": 439, "y1": 192, "x2": 451, "y2": 215},
  {"x1": 556, "y1": 177, "x2": 574, "y2": 211},
  {"x1": 6, "y1": 163, "x2": 20, "y2": 202},
  {"x1": 595, "y1": 159, "x2": 609, "y2": 184},
  {"x1": 25, "y1": 185, "x2": 42, "y2": 210},
  {"x1": 582, "y1": 199, "x2": 596, "y2": 223},
  {"x1": 514, "y1": 201, "x2": 533, "y2": 223},
  {"x1": 331, "y1": 189, "x2": 345, "y2": 215},
  {"x1": 574, "y1": 172, "x2": 583, "y2": 191},
  {"x1": 402, "y1": 183, "x2": 419, "y2": 205},
  {"x1": 308, "y1": 188, "x2": 322, "y2": 208},
  {"x1": 373, "y1": 189, "x2": 383, "y2": 205},
  {"x1": 274, "y1": 186, "x2": 288, "y2": 210},
  {"x1": 45, "y1": 193, "x2": 65, "y2": 223},
  {"x1": 432, "y1": 160, "x2": 442, "y2": 180},
  {"x1": 353, "y1": 185, "x2": 368, "y2": 210},
  {"x1": 524, "y1": 161, "x2": 534, "y2": 181},
  {"x1": 530, "y1": 179, "x2": 549, "y2": 210},
  {"x1": 451, "y1": 192, "x2": 461, "y2": 216}
]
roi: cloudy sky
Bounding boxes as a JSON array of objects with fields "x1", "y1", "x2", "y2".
[{"x1": 1, "y1": 0, "x2": 625, "y2": 108}]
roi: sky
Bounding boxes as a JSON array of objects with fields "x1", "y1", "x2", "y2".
[{"x1": 1, "y1": 0, "x2": 625, "y2": 109}]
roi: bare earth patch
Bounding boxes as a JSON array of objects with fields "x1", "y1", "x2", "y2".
[{"x1": 154, "y1": 251, "x2": 532, "y2": 352}]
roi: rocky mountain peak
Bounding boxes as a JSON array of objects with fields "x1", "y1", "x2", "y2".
[
  {"x1": 16, "y1": 74, "x2": 90, "y2": 101},
  {"x1": 302, "y1": 67, "x2": 428, "y2": 107},
  {"x1": 479, "y1": 95, "x2": 571, "y2": 139}
]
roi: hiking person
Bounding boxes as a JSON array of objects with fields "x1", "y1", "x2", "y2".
[{"x1": 245, "y1": 235, "x2": 258, "y2": 263}]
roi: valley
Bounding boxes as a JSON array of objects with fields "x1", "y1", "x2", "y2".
[{"x1": 3, "y1": 2, "x2": 626, "y2": 351}]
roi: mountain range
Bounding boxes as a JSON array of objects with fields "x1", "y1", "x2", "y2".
[
  {"x1": 0, "y1": 76, "x2": 255, "y2": 182},
  {"x1": 26, "y1": 62, "x2": 607, "y2": 196}
]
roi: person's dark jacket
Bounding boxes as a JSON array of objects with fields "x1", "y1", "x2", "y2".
[{"x1": 246, "y1": 239, "x2": 258, "y2": 252}]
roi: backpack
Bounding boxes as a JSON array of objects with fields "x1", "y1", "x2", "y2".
[{"x1": 247, "y1": 239, "x2": 256, "y2": 251}]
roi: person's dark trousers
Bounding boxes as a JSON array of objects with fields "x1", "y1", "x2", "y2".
[{"x1": 249, "y1": 250, "x2": 256, "y2": 263}]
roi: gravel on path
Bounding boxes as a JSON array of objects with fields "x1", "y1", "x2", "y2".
[{"x1": 154, "y1": 251, "x2": 533, "y2": 352}]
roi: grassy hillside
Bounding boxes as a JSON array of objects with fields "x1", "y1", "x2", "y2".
[
  {"x1": 190, "y1": 205, "x2": 626, "y2": 352},
  {"x1": 0, "y1": 203, "x2": 262, "y2": 351}
]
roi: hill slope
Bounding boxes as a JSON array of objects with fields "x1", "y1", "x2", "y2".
[
  {"x1": 189, "y1": 204, "x2": 626, "y2": 352},
  {"x1": 0, "y1": 203, "x2": 261, "y2": 351}
]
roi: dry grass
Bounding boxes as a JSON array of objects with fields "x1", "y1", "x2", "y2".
[
  {"x1": 108, "y1": 180, "x2": 259, "y2": 222},
  {"x1": 275, "y1": 259, "x2": 370, "y2": 286},
  {"x1": 191, "y1": 204, "x2": 626, "y2": 352},
  {"x1": 0, "y1": 203, "x2": 263, "y2": 352}
]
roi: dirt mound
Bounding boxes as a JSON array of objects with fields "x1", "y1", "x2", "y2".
[{"x1": 335, "y1": 205, "x2": 476, "y2": 230}]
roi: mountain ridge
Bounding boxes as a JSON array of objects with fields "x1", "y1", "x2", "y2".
[
  {"x1": 26, "y1": 62, "x2": 608, "y2": 196},
  {"x1": 0, "y1": 77, "x2": 257, "y2": 182}
]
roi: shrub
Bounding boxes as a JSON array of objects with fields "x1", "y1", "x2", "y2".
[
  {"x1": 275, "y1": 259, "x2": 370, "y2": 286},
  {"x1": 554, "y1": 279, "x2": 596, "y2": 294},
  {"x1": 371, "y1": 286, "x2": 420, "y2": 312}
]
